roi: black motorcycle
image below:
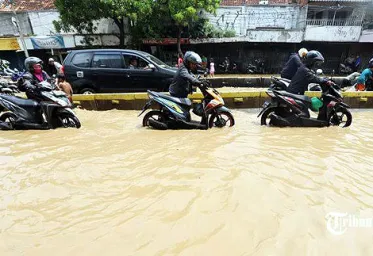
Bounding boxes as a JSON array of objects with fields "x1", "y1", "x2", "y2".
[
  {"x1": 246, "y1": 59, "x2": 265, "y2": 74},
  {"x1": 0, "y1": 81, "x2": 81, "y2": 130},
  {"x1": 138, "y1": 80, "x2": 235, "y2": 130},
  {"x1": 0, "y1": 79, "x2": 20, "y2": 95},
  {"x1": 258, "y1": 83, "x2": 352, "y2": 128}
]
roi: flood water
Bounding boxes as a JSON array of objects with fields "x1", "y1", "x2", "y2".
[{"x1": 1, "y1": 109, "x2": 373, "y2": 256}]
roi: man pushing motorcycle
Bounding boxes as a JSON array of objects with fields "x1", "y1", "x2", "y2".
[{"x1": 169, "y1": 51, "x2": 207, "y2": 98}]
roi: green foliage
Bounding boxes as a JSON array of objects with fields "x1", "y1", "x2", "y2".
[{"x1": 168, "y1": 0, "x2": 221, "y2": 27}]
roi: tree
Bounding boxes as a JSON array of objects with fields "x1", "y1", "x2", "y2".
[
  {"x1": 166, "y1": 0, "x2": 221, "y2": 54},
  {"x1": 54, "y1": 0, "x2": 153, "y2": 47}
]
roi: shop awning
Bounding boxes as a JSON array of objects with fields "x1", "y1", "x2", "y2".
[{"x1": 0, "y1": 38, "x2": 20, "y2": 50}]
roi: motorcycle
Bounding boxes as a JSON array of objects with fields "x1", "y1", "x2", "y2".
[
  {"x1": 0, "y1": 81, "x2": 81, "y2": 130},
  {"x1": 269, "y1": 69, "x2": 359, "y2": 92},
  {"x1": 0, "y1": 78, "x2": 20, "y2": 95},
  {"x1": 0, "y1": 60, "x2": 19, "y2": 76},
  {"x1": 258, "y1": 83, "x2": 352, "y2": 128},
  {"x1": 246, "y1": 59, "x2": 265, "y2": 74},
  {"x1": 138, "y1": 80, "x2": 235, "y2": 130},
  {"x1": 269, "y1": 76, "x2": 321, "y2": 91},
  {"x1": 218, "y1": 61, "x2": 238, "y2": 74}
]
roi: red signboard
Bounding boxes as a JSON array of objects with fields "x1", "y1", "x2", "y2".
[{"x1": 142, "y1": 38, "x2": 190, "y2": 45}]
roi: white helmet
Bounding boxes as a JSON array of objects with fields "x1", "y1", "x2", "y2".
[
  {"x1": 316, "y1": 69, "x2": 323, "y2": 75},
  {"x1": 298, "y1": 48, "x2": 308, "y2": 58},
  {"x1": 48, "y1": 58, "x2": 54, "y2": 62}
]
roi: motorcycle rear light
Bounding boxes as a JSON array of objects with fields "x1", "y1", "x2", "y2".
[{"x1": 284, "y1": 96, "x2": 297, "y2": 106}]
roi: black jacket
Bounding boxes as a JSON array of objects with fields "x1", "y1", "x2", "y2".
[
  {"x1": 18, "y1": 71, "x2": 51, "y2": 100},
  {"x1": 281, "y1": 53, "x2": 303, "y2": 80},
  {"x1": 169, "y1": 64, "x2": 201, "y2": 98},
  {"x1": 287, "y1": 65, "x2": 327, "y2": 95}
]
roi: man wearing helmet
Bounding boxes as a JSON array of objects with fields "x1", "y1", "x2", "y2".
[
  {"x1": 169, "y1": 51, "x2": 204, "y2": 98},
  {"x1": 354, "y1": 59, "x2": 373, "y2": 91},
  {"x1": 281, "y1": 48, "x2": 308, "y2": 80},
  {"x1": 287, "y1": 50, "x2": 333, "y2": 95},
  {"x1": 48, "y1": 58, "x2": 63, "y2": 75},
  {"x1": 18, "y1": 57, "x2": 51, "y2": 100}
]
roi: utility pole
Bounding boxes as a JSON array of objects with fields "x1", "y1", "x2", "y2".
[
  {"x1": 11, "y1": 13, "x2": 29, "y2": 57},
  {"x1": 8, "y1": 0, "x2": 29, "y2": 57}
]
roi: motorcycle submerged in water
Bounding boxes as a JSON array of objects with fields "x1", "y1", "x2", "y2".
[
  {"x1": 0, "y1": 81, "x2": 81, "y2": 130},
  {"x1": 258, "y1": 83, "x2": 352, "y2": 128},
  {"x1": 138, "y1": 80, "x2": 235, "y2": 130}
]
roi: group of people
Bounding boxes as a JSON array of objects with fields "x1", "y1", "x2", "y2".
[
  {"x1": 281, "y1": 48, "x2": 373, "y2": 94},
  {"x1": 20, "y1": 57, "x2": 73, "y2": 103}
]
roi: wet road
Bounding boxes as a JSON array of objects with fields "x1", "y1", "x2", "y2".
[{"x1": 1, "y1": 109, "x2": 373, "y2": 255}]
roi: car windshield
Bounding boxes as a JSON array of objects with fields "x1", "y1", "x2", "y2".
[{"x1": 145, "y1": 55, "x2": 170, "y2": 68}]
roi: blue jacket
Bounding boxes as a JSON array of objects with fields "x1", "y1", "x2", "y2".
[{"x1": 356, "y1": 68, "x2": 372, "y2": 84}]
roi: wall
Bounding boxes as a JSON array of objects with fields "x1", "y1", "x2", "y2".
[
  {"x1": 304, "y1": 26, "x2": 362, "y2": 42},
  {"x1": 205, "y1": 5, "x2": 307, "y2": 37},
  {"x1": 246, "y1": 30, "x2": 303, "y2": 42},
  {"x1": 359, "y1": 29, "x2": 373, "y2": 42},
  {"x1": 1, "y1": 10, "x2": 127, "y2": 37},
  {"x1": 28, "y1": 11, "x2": 60, "y2": 36},
  {"x1": 28, "y1": 11, "x2": 127, "y2": 36},
  {"x1": 0, "y1": 12, "x2": 32, "y2": 36},
  {"x1": 74, "y1": 35, "x2": 123, "y2": 46}
]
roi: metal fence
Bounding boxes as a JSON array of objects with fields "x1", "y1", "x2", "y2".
[{"x1": 306, "y1": 19, "x2": 363, "y2": 26}]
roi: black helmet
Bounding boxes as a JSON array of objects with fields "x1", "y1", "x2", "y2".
[
  {"x1": 24, "y1": 57, "x2": 43, "y2": 72},
  {"x1": 368, "y1": 58, "x2": 373, "y2": 68},
  {"x1": 183, "y1": 51, "x2": 202, "y2": 67},
  {"x1": 305, "y1": 50, "x2": 324, "y2": 68}
]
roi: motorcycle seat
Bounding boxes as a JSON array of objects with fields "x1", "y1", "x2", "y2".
[
  {"x1": 150, "y1": 91, "x2": 192, "y2": 107},
  {"x1": 277, "y1": 91, "x2": 311, "y2": 103},
  {"x1": 0, "y1": 95, "x2": 38, "y2": 107}
]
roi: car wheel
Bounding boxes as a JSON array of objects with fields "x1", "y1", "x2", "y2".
[{"x1": 80, "y1": 88, "x2": 96, "y2": 94}]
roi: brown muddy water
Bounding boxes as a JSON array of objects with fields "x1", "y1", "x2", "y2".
[{"x1": 1, "y1": 109, "x2": 373, "y2": 256}]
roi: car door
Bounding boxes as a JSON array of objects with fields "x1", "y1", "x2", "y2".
[
  {"x1": 91, "y1": 52, "x2": 131, "y2": 93},
  {"x1": 122, "y1": 53, "x2": 160, "y2": 92},
  {"x1": 65, "y1": 52, "x2": 94, "y2": 92}
]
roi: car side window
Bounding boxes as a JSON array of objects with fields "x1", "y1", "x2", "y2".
[
  {"x1": 123, "y1": 54, "x2": 151, "y2": 70},
  {"x1": 92, "y1": 54, "x2": 123, "y2": 68},
  {"x1": 72, "y1": 53, "x2": 92, "y2": 68}
]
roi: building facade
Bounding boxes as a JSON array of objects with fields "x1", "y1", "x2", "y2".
[{"x1": 0, "y1": 0, "x2": 128, "y2": 69}]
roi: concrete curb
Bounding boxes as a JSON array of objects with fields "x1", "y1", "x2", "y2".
[{"x1": 72, "y1": 91, "x2": 373, "y2": 110}]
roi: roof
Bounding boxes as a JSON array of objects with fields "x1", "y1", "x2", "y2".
[{"x1": 0, "y1": 0, "x2": 56, "y2": 12}]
